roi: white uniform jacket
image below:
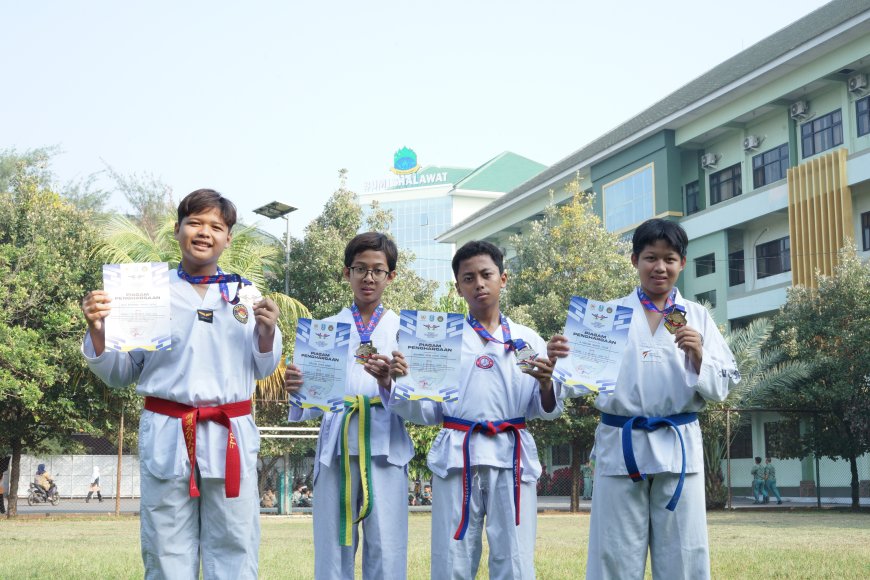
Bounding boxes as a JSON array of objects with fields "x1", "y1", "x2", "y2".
[
  {"x1": 287, "y1": 308, "x2": 414, "y2": 482},
  {"x1": 386, "y1": 318, "x2": 563, "y2": 483},
  {"x1": 580, "y1": 289, "x2": 739, "y2": 476},
  {"x1": 83, "y1": 276, "x2": 283, "y2": 479}
]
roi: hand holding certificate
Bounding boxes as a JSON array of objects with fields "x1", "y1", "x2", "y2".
[
  {"x1": 394, "y1": 310, "x2": 464, "y2": 403},
  {"x1": 552, "y1": 296, "x2": 633, "y2": 397},
  {"x1": 103, "y1": 262, "x2": 172, "y2": 352},
  {"x1": 289, "y1": 318, "x2": 351, "y2": 413}
]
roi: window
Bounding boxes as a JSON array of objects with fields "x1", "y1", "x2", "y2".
[
  {"x1": 728, "y1": 423, "x2": 753, "y2": 459},
  {"x1": 551, "y1": 444, "x2": 571, "y2": 466},
  {"x1": 709, "y1": 163, "x2": 742, "y2": 205},
  {"x1": 863, "y1": 211, "x2": 870, "y2": 251},
  {"x1": 801, "y1": 109, "x2": 843, "y2": 158},
  {"x1": 685, "y1": 181, "x2": 700, "y2": 215},
  {"x1": 857, "y1": 96, "x2": 870, "y2": 137},
  {"x1": 603, "y1": 164, "x2": 654, "y2": 232},
  {"x1": 764, "y1": 420, "x2": 800, "y2": 458},
  {"x1": 695, "y1": 290, "x2": 717, "y2": 308},
  {"x1": 752, "y1": 143, "x2": 789, "y2": 188},
  {"x1": 695, "y1": 253, "x2": 716, "y2": 277},
  {"x1": 756, "y1": 237, "x2": 791, "y2": 279},
  {"x1": 729, "y1": 250, "x2": 745, "y2": 286}
]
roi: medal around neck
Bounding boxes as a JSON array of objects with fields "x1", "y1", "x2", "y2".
[
  {"x1": 664, "y1": 305, "x2": 687, "y2": 334},
  {"x1": 103, "y1": 262, "x2": 172, "y2": 352},
  {"x1": 393, "y1": 310, "x2": 464, "y2": 403},
  {"x1": 289, "y1": 318, "x2": 351, "y2": 413},
  {"x1": 552, "y1": 296, "x2": 634, "y2": 397},
  {"x1": 354, "y1": 342, "x2": 378, "y2": 364}
]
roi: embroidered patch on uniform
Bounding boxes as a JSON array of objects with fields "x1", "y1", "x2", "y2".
[
  {"x1": 475, "y1": 355, "x2": 494, "y2": 369},
  {"x1": 197, "y1": 309, "x2": 214, "y2": 323},
  {"x1": 233, "y1": 304, "x2": 249, "y2": 324}
]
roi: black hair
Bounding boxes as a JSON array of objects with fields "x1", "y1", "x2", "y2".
[
  {"x1": 177, "y1": 189, "x2": 237, "y2": 230},
  {"x1": 631, "y1": 218, "x2": 689, "y2": 258},
  {"x1": 344, "y1": 232, "x2": 398, "y2": 271},
  {"x1": 452, "y1": 240, "x2": 504, "y2": 278},
  {"x1": 755, "y1": 457, "x2": 762, "y2": 463}
]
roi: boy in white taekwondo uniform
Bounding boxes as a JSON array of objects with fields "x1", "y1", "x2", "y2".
[
  {"x1": 81, "y1": 189, "x2": 282, "y2": 580},
  {"x1": 388, "y1": 241, "x2": 562, "y2": 580},
  {"x1": 549, "y1": 218, "x2": 740, "y2": 580},
  {"x1": 285, "y1": 232, "x2": 414, "y2": 579}
]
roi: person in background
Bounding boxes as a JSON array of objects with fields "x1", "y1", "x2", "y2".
[
  {"x1": 751, "y1": 457, "x2": 767, "y2": 504},
  {"x1": 86, "y1": 465, "x2": 103, "y2": 503},
  {"x1": 764, "y1": 457, "x2": 783, "y2": 505}
]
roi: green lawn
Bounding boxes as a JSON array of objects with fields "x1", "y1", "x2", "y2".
[{"x1": 1, "y1": 511, "x2": 868, "y2": 578}]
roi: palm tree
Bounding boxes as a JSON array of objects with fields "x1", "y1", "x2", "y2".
[
  {"x1": 700, "y1": 318, "x2": 811, "y2": 508},
  {"x1": 94, "y1": 212, "x2": 309, "y2": 400}
]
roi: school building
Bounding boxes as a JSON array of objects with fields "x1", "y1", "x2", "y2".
[
  {"x1": 437, "y1": 0, "x2": 870, "y2": 499},
  {"x1": 359, "y1": 148, "x2": 545, "y2": 292}
]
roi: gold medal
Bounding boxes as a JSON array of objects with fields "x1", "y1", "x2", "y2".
[
  {"x1": 664, "y1": 306, "x2": 687, "y2": 334},
  {"x1": 355, "y1": 342, "x2": 378, "y2": 364}
]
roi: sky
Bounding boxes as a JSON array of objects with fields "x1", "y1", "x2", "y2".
[{"x1": 0, "y1": 0, "x2": 834, "y2": 241}]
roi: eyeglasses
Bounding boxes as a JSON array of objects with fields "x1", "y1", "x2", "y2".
[{"x1": 347, "y1": 266, "x2": 390, "y2": 281}]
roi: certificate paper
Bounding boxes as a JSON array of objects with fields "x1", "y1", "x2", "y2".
[
  {"x1": 289, "y1": 318, "x2": 351, "y2": 413},
  {"x1": 394, "y1": 310, "x2": 464, "y2": 402},
  {"x1": 553, "y1": 296, "x2": 633, "y2": 396},
  {"x1": 103, "y1": 262, "x2": 172, "y2": 352}
]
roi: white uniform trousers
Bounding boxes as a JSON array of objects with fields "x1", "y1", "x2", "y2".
[
  {"x1": 587, "y1": 471, "x2": 709, "y2": 580},
  {"x1": 431, "y1": 466, "x2": 538, "y2": 580},
  {"x1": 140, "y1": 467, "x2": 260, "y2": 580},
  {"x1": 313, "y1": 455, "x2": 408, "y2": 579}
]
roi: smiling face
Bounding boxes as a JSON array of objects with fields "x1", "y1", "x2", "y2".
[
  {"x1": 343, "y1": 249, "x2": 396, "y2": 311},
  {"x1": 454, "y1": 253, "x2": 507, "y2": 316},
  {"x1": 174, "y1": 207, "x2": 232, "y2": 276},
  {"x1": 631, "y1": 239, "x2": 686, "y2": 302}
]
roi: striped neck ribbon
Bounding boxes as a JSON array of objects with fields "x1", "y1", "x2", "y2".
[
  {"x1": 636, "y1": 286, "x2": 678, "y2": 315},
  {"x1": 176, "y1": 264, "x2": 251, "y2": 305},
  {"x1": 466, "y1": 313, "x2": 527, "y2": 352},
  {"x1": 338, "y1": 395, "x2": 382, "y2": 546},
  {"x1": 350, "y1": 303, "x2": 384, "y2": 344}
]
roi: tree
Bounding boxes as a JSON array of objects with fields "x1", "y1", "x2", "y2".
[
  {"x1": 768, "y1": 246, "x2": 870, "y2": 510},
  {"x1": 699, "y1": 318, "x2": 810, "y2": 508},
  {"x1": 503, "y1": 179, "x2": 637, "y2": 510},
  {"x1": 104, "y1": 166, "x2": 176, "y2": 237},
  {"x1": 0, "y1": 159, "x2": 112, "y2": 517}
]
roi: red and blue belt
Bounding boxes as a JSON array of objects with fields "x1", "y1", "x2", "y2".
[
  {"x1": 144, "y1": 396, "x2": 251, "y2": 498},
  {"x1": 442, "y1": 415, "x2": 526, "y2": 540},
  {"x1": 600, "y1": 412, "x2": 698, "y2": 511}
]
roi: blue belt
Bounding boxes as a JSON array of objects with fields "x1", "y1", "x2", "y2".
[{"x1": 600, "y1": 412, "x2": 698, "y2": 511}]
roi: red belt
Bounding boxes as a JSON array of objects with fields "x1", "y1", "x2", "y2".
[
  {"x1": 144, "y1": 396, "x2": 251, "y2": 498},
  {"x1": 442, "y1": 416, "x2": 526, "y2": 540}
]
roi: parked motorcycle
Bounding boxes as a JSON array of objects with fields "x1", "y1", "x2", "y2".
[{"x1": 27, "y1": 479, "x2": 59, "y2": 506}]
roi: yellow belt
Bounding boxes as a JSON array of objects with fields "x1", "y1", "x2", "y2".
[{"x1": 338, "y1": 395, "x2": 382, "y2": 546}]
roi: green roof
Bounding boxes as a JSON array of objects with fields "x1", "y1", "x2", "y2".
[{"x1": 453, "y1": 151, "x2": 547, "y2": 193}]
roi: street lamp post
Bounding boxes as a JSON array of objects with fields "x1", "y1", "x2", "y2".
[{"x1": 253, "y1": 201, "x2": 298, "y2": 295}]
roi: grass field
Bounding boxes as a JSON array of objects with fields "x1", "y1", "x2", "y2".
[{"x1": 1, "y1": 511, "x2": 869, "y2": 578}]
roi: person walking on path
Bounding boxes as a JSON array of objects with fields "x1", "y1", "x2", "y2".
[
  {"x1": 86, "y1": 466, "x2": 102, "y2": 503},
  {"x1": 764, "y1": 457, "x2": 782, "y2": 505},
  {"x1": 751, "y1": 457, "x2": 767, "y2": 504}
]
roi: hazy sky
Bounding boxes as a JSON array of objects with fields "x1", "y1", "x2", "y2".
[{"x1": 1, "y1": 0, "x2": 832, "y2": 240}]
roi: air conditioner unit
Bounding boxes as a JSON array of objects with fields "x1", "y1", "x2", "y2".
[
  {"x1": 701, "y1": 153, "x2": 719, "y2": 169},
  {"x1": 848, "y1": 73, "x2": 868, "y2": 93},
  {"x1": 743, "y1": 135, "x2": 762, "y2": 151},
  {"x1": 790, "y1": 100, "x2": 809, "y2": 120}
]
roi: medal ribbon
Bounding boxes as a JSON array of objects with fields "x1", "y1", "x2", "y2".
[
  {"x1": 143, "y1": 396, "x2": 251, "y2": 498},
  {"x1": 466, "y1": 313, "x2": 527, "y2": 352},
  {"x1": 636, "y1": 287, "x2": 678, "y2": 315},
  {"x1": 177, "y1": 264, "x2": 251, "y2": 304},
  {"x1": 350, "y1": 303, "x2": 384, "y2": 344},
  {"x1": 442, "y1": 416, "x2": 526, "y2": 540},
  {"x1": 338, "y1": 395, "x2": 382, "y2": 546}
]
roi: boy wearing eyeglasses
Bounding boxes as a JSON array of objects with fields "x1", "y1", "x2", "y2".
[{"x1": 285, "y1": 232, "x2": 413, "y2": 579}]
